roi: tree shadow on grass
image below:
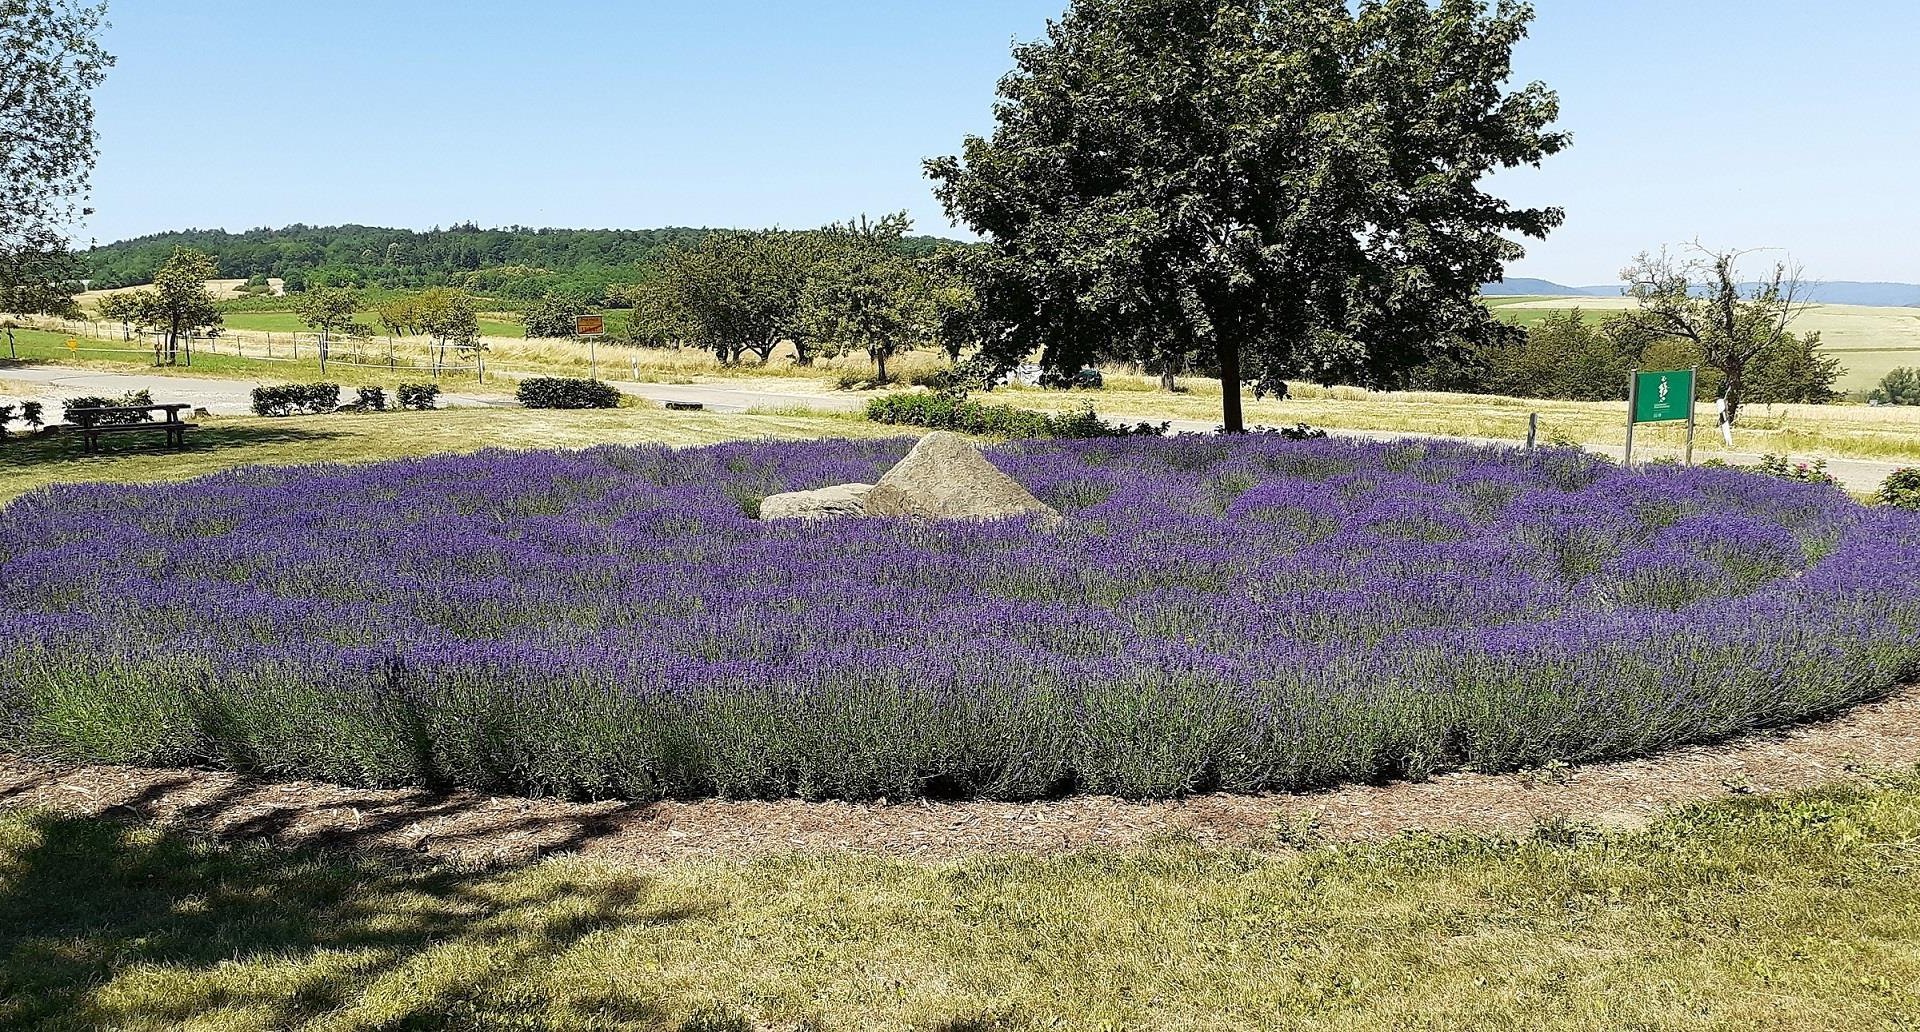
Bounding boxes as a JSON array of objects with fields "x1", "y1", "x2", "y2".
[
  {"x1": 0, "y1": 811, "x2": 711, "y2": 1030},
  {"x1": 0, "y1": 423, "x2": 348, "y2": 471}
]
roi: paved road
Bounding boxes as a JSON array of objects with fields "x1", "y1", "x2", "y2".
[{"x1": 3, "y1": 365, "x2": 1903, "y2": 492}]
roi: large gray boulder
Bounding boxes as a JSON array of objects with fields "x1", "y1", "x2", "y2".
[
  {"x1": 863, "y1": 432, "x2": 1062, "y2": 526},
  {"x1": 759, "y1": 483, "x2": 873, "y2": 520}
]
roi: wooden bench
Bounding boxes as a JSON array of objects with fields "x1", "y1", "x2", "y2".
[{"x1": 66, "y1": 403, "x2": 197, "y2": 453}]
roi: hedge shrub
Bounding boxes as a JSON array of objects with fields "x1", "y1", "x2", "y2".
[
  {"x1": 866, "y1": 392, "x2": 1165, "y2": 439},
  {"x1": 397, "y1": 384, "x2": 440, "y2": 411},
  {"x1": 517, "y1": 377, "x2": 622, "y2": 409},
  {"x1": 1878, "y1": 468, "x2": 1920, "y2": 510},
  {"x1": 251, "y1": 383, "x2": 341, "y2": 417},
  {"x1": 61, "y1": 390, "x2": 154, "y2": 425}
]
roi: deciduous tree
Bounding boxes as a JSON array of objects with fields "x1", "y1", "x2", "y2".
[
  {"x1": 94, "y1": 289, "x2": 140, "y2": 340},
  {"x1": 0, "y1": 1, "x2": 112, "y2": 319},
  {"x1": 1620, "y1": 244, "x2": 1813, "y2": 424},
  {"x1": 927, "y1": 0, "x2": 1567, "y2": 431},
  {"x1": 129, "y1": 248, "x2": 221, "y2": 365},
  {"x1": 413, "y1": 287, "x2": 480, "y2": 371},
  {"x1": 290, "y1": 285, "x2": 366, "y2": 371},
  {"x1": 523, "y1": 292, "x2": 592, "y2": 340}
]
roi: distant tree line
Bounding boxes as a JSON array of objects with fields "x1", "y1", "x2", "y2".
[{"x1": 82, "y1": 224, "x2": 961, "y2": 304}]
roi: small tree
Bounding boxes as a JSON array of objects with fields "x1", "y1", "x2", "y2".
[
  {"x1": 805, "y1": 253, "x2": 935, "y2": 384},
  {"x1": 1746, "y1": 329, "x2": 1840, "y2": 406},
  {"x1": 95, "y1": 290, "x2": 140, "y2": 340},
  {"x1": 1620, "y1": 244, "x2": 1813, "y2": 425},
  {"x1": 523, "y1": 292, "x2": 591, "y2": 339},
  {"x1": 130, "y1": 248, "x2": 222, "y2": 365},
  {"x1": 1870, "y1": 367, "x2": 1920, "y2": 406},
  {"x1": 290, "y1": 286, "x2": 365, "y2": 372},
  {"x1": 414, "y1": 287, "x2": 481, "y2": 372}
]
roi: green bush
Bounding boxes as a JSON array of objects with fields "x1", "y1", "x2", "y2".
[
  {"x1": 1876, "y1": 468, "x2": 1920, "y2": 510},
  {"x1": 1752, "y1": 454, "x2": 1839, "y2": 487},
  {"x1": 355, "y1": 387, "x2": 388, "y2": 412},
  {"x1": 517, "y1": 377, "x2": 622, "y2": 409},
  {"x1": 250, "y1": 383, "x2": 341, "y2": 417},
  {"x1": 62, "y1": 390, "x2": 154, "y2": 425},
  {"x1": 1869, "y1": 367, "x2": 1920, "y2": 406},
  {"x1": 396, "y1": 384, "x2": 440, "y2": 411},
  {"x1": 866, "y1": 392, "x2": 1165, "y2": 439}
]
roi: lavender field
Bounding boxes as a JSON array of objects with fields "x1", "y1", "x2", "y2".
[{"x1": 3, "y1": 436, "x2": 1917, "y2": 802}]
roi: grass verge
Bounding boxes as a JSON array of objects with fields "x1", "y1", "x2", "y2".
[
  {"x1": 0, "y1": 406, "x2": 903, "y2": 505},
  {"x1": 2, "y1": 773, "x2": 1918, "y2": 1030}
]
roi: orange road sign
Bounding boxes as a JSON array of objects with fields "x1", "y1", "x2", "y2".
[
  {"x1": 575, "y1": 315, "x2": 605, "y2": 337},
  {"x1": 65, "y1": 338, "x2": 78, "y2": 350}
]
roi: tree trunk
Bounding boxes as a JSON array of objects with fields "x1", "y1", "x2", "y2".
[
  {"x1": 1217, "y1": 336, "x2": 1245, "y2": 433},
  {"x1": 1722, "y1": 360, "x2": 1746, "y2": 427},
  {"x1": 874, "y1": 348, "x2": 888, "y2": 385},
  {"x1": 1160, "y1": 364, "x2": 1177, "y2": 392}
]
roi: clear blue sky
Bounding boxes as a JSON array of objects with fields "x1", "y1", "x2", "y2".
[{"x1": 84, "y1": 1, "x2": 1920, "y2": 285}]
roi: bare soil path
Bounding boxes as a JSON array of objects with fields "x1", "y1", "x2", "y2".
[{"x1": 4, "y1": 687, "x2": 1915, "y2": 869}]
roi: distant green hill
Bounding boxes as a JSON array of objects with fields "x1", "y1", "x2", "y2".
[{"x1": 84, "y1": 223, "x2": 963, "y2": 303}]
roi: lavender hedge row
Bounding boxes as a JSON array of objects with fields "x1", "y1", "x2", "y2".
[{"x1": 2, "y1": 436, "x2": 1916, "y2": 801}]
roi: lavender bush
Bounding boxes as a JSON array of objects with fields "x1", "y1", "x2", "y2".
[{"x1": 2, "y1": 437, "x2": 1915, "y2": 801}]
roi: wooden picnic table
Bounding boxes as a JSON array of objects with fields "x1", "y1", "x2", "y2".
[{"x1": 66, "y1": 403, "x2": 197, "y2": 453}]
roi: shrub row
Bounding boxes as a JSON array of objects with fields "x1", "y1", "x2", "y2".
[
  {"x1": 866, "y1": 393, "x2": 1166, "y2": 439},
  {"x1": 517, "y1": 377, "x2": 623, "y2": 409},
  {"x1": 251, "y1": 383, "x2": 341, "y2": 417},
  {"x1": 61, "y1": 390, "x2": 154, "y2": 426},
  {"x1": 250, "y1": 383, "x2": 440, "y2": 417}
]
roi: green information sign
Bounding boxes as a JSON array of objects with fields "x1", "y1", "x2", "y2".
[{"x1": 1631, "y1": 369, "x2": 1695, "y2": 424}]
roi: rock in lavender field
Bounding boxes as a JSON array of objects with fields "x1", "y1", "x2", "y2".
[
  {"x1": 864, "y1": 431, "x2": 1063, "y2": 526},
  {"x1": 759, "y1": 482, "x2": 874, "y2": 520}
]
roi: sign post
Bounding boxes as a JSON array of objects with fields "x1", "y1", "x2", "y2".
[
  {"x1": 1625, "y1": 367, "x2": 1698, "y2": 466},
  {"x1": 576, "y1": 314, "x2": 606, "y2": 381}
]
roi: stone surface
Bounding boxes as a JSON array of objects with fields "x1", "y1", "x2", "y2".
[
  {"x1": 863, "y1": 432, "x2": 1062, "y2": 526},
  {"x1": 759, "y1": 483, "x2": 873, "y2": 520}
]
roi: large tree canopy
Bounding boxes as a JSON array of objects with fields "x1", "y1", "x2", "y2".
[
  {"x1": 0, "y1": 0, "x2": 112, "y2": 317},
  {"x1": 927, "y1": 0, "x2": 1566, "y2": 430}
]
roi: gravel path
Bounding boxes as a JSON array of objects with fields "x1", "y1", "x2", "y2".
[{"x1": 3, "y1": 686, "x2": 1914, "y2": 869}]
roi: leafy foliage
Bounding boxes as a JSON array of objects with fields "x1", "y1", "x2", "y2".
[
  {"x1": 865, "y1": 393, "x2": 1165, "y2": 438},
  {"x1": 1875, "y1": 468, "x2": 1920, "y2": 510},
  {"x1": 1870, "y1": 367, "x2": 1920, "y2": 406},
  {"x1": 59, "y1": 389, "x2": 153, "y2": 426},
  {"x1": 288, "y1": 286, "x2": 367, "y2": 365},
  {"x1": 117, "y1": 249, "x2": 222, "y2": 365},
  {"x1": 250, "y1": 383, "x2": 341, "y2": 417},
  {"x1": 396, "y1": 383, "x2": 440, "y2": 411},
  {"x1": 927, "y1": 0, "x2": 1568, "y2": 430},
  {"x1": 0, "y1": 1, "x2": 112, "y2": 318},
  {"x1": 516, "y1": 377, "x2": 622, "y2": 410},
  {"x1": 522, "y1": 293, "x2": 593, "y2": 339}
]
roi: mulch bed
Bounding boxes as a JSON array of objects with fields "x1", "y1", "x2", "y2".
[{"x1": 4, "y1": 688, "x2": 1917, "y2": 869}]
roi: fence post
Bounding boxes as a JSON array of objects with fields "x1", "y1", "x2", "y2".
[{"x1": 1525, "y1": 412, "x2": 1538, "y2": 449}]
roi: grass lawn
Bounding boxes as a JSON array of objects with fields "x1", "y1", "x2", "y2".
[
  {"x1": 0, "y1": 405, "x2": 887, "y2": 505},
  {"x1": 2, "y1": 774, "x2": 1917, "y2": 1030}
]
